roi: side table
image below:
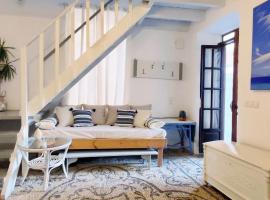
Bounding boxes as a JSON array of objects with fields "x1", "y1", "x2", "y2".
[{"x1": 161, "y1": 118, "x2": 196, "y2": 153}]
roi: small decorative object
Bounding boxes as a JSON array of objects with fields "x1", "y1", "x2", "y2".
[
  {"x1": 251, "y1": 1, "x2": 270, "y2": 90},
  {"x1": 0, "y1": 38, "x2": 17, "y2": 111},
  {"x1": 179, "y1": 110, "x2": 186, "y2": 121}
]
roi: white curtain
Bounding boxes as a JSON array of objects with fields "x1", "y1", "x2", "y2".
[{"x1": 62, "y1": 7, "x2": 127, "y2": 105}]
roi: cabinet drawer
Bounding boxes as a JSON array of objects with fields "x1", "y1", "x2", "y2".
[{"x1": 205, "y1": 148, "x2": 269, "y2": 200}]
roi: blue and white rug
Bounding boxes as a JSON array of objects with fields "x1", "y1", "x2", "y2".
[{"x1": 5, "y1": 151, "x2": 228, "y2": 200}]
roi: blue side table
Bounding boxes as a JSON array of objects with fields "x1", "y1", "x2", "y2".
[{"x1": 161, "y1": 118, "x2": 196, "y2": 153}]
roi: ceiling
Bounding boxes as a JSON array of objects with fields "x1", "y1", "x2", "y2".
[{"x1": 0, "y1": 0, "x2": 226, "y2": 31}]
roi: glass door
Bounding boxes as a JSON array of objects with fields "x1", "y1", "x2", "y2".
[{"x1": 199, "y1": 45, "x2": 224, "y2": 153}]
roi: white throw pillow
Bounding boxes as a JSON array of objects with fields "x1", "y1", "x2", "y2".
[
  {"x1": 55, "y1": 106, "x2": 75, "y2": 127},
  {"x1": 134, "y1": 110, "x2": 151, "y2": 128},
  {"x1": 36, "y1": 117, "x2": 57, "y2": 130}
]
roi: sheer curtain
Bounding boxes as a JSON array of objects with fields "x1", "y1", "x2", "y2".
[{"x1": 62, "y1": 7, "x2": 127, "y2": 106}]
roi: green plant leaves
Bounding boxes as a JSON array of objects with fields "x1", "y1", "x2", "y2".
[
  {"x1": 0, "y1": 38, "x2": 16, "y2": 82},
  {"x1": 0, "y1": 61, "x2": 16, "y2": 81}
]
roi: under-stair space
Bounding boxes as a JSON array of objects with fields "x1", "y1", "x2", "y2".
[
  {"x1": 1, "y1": 0, "x2": 226, "y2": 199},
  {"x1": 0, "y1": 111, "x2": 20, "y2": 160}
]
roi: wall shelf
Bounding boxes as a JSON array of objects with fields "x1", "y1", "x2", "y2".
[{"x1": 133, "y1": 59, "x2": 183, "y2": 80}]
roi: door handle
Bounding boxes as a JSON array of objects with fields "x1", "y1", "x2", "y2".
[{"x1": 230, "y1": 102, "x2": 238, "y2": 111}]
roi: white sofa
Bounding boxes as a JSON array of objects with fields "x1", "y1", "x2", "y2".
[{"x1": 37, "y1": 104, "x2": 167, "y2": 167}]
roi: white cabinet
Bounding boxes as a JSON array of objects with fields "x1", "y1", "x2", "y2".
[{"x1": 204, "y1": 141, "x2": 270, "y2": 200}]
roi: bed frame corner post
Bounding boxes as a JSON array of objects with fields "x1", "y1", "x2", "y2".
[{"x1": 157, "y1": 148, "x2": 164, "y2": 167}]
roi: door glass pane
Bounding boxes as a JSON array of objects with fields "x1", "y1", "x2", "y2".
[
  {"x1": 213, "y1": 49, "x2": 221, "y2": 68},
  {"x1": 212, "y1": 90, "x2": 220, "y2": 108},
  {"x1": 204, "y1": 90, "x2": 211, "y2": 108},
  {"x1": 203, "y1": 110, "x2": 211, "y2": 129},
  {"x1": 204, "y1": 69, "x2": 212, "y2": 88},
  {"x1": 223, "y1": 32, "x2": 235, "y2": 42},
  {"x1": 213, "y1": 70, "x2": 221, "y2": 88},
  {"x1": 224, "y1": 43, "x2": 235, "y2": 142},
  {"x1": 205, "y1": 48, "x2": 212, "y2": 67},
  {"x1": 212, "y1": 110, "x2": 219, "y2": 129}
]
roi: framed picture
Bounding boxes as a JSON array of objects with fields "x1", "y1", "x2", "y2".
[{"x1": 251, "y1": 1, "x2": 270, "y2": 90}]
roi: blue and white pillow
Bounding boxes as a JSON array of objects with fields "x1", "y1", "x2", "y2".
[
  {"x1": 114, "y1": 109, "x2": 137, "y2": 127},
  {"x1": 144, "y1": 118, "x2": 165, "y2": 129},
  {"x1": 72, "y1": 109, "x2": 94, "y2": 127},
  {"x1": 36, "y1": 115, "x2": 58, "y2": 130}
]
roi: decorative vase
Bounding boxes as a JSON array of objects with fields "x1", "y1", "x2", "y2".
[
  {"x1": 179, "y1": 110, "x2": 187, "y2": 121},
  {"x1": 0, "y1": 95, "x2": 7, "y2": 112}
]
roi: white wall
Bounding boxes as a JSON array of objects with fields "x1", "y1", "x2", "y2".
[
  {"x1": 235, "y1": 0, "x2": 270, "y2": 150},
  {"x1": 188, "y1": 0, "x2": 270, "y2": 152},
  {"x1": 0, "y1": 15, "x2": 50, "y2": 110},
  {"x1": 125, "y1": 28, "x2": 193, "y2": 118}
]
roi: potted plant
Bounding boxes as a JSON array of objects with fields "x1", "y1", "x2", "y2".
[{"x1": 0, "y1": 38, "x2": 17, "y2": 111}]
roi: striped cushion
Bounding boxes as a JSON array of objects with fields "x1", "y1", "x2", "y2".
[
  {"x1": 36, "y1": 116, "x2": 58, "y2": 130},
  {"x1": 114, "y1": 109, "x2": 137, "y2": 127},
  {"x1": 72, "y1": 109, "x2": 94, "y2": 127},
  {"x1": 144, "y1": 118, "x2": 165, "y2": 129}
]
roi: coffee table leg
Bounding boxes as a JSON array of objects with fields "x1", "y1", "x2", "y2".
[{"x1": 44, "y1": 168, "x2": 49, "y2": 191}]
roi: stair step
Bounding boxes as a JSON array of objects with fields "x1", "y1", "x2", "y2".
[
  {"x1": 0, "y1": 149, "x2": 13, "y2": 160},
  {"x1": 0, "y1": 131, "x2": 17, "y2": 144},
  {"x1": 0, "y1": 143, "x2": 16, "y2": 149},
  {"x1": 0, "y1": 110, "x2": 20, "y2": 120}
]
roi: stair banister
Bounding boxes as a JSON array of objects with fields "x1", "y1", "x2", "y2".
[
  {"x1": 115, "y1": 0, "x2": 119, "y2": 22},
  {"x1": 129, "y1": 0, "x2": 133, "y2": 13},
  {"x1": 100, "y1": 0, "x2": 105, "y2": 36},
  {"x1": 69, "y1": 6, "x2": 75, "y2": 63},
  {"x1": 39, "y1": 33, "x2": 45, "y2": 105},
  {"x1": 55, "y1": 18, "x2": 60, "y2": 91},
  {"x1": 86, "y1": 0, "x2": 91, "y2": 49},
  {"x1": 26, "y1": 0, "x2": 79, "y2": 47},
  {"x1": 43, "y1": 0, "x2": 114, "y2": 61}
]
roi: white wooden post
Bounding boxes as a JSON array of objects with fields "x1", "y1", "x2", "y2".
[
  {"x1": 20, "y1": 47, "x2": 28, "y2": 132},
  {"x1": 39, "y1": 33, "x2": 44, "y2": 106},
  {"x1": 129, "y1": 0, "x2": 133, "y2": 13},
  {"x1": 115, "y1": 0, "x2": 119, "y2": 23},
  {"x1": 100, "y1": 0, "x2": 104, "y2": 36},
  {"x1": 1, "y1": 47, "x2": 29, "y2": 199},
  {"x1": 86, "y1": 0, "x2": 90, "y2": 49},
  {"x1": 55, "y1": 19, "x2": 60, "y2": 91},
  {"x1": 69, "y1": 7, "x2": 75, "y2": 62}
]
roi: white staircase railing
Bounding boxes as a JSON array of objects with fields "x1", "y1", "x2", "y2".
[{"x1": 1, "y1": 0, "x2": 151, "y2": 199}]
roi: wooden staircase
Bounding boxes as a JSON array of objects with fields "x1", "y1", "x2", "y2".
[{"x1": 1, "y1": 0, "x2": 151, "y2": 199}]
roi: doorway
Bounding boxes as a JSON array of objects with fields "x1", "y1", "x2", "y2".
[
  {"x1": 199, "y1": 29, "x2": 239, "y2": 153},
  {"x1": 222, "y1": 29, "x2": 239, "y2": 143}
]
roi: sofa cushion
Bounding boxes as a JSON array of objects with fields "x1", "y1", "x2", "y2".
[
  {"x1": 131, "y1": 104, "x2": 152, "y2": 111},
  {"x1": 134, "y1": 110, "x2": 151, "y2": 128},
  {"x1": 36, "y1": 115, "x2": 58, "y2": 130},
  {"x1": 55, "y1": 105, "x2": 81, "y2": 127},
  {"x1": 115, "y1": 109, "x2": 137, "y2": 127},
  {"x1": 145, "y1": 118, "x2": 165, "y2": 129},
  {"x1": 106, "y1": 105, "x2": 130, "y2": 125},
  {"x1": 39, "y1": 125, "x2": 167, "y2": 139},
  {"x1": 72, "y1": 109, "x2": 94, "y2": 127},
  {"x1": 82, "y1": 104, "x2": 107, "y2": 125}
]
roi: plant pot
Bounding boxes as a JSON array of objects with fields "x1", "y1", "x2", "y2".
[{"x1": 0, "y1": 95, "x2": 7, "y2": 111}]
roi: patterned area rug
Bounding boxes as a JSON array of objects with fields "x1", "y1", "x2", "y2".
[{"x1": 4, "y1": 151, "x2": 228, "y2": 200}]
